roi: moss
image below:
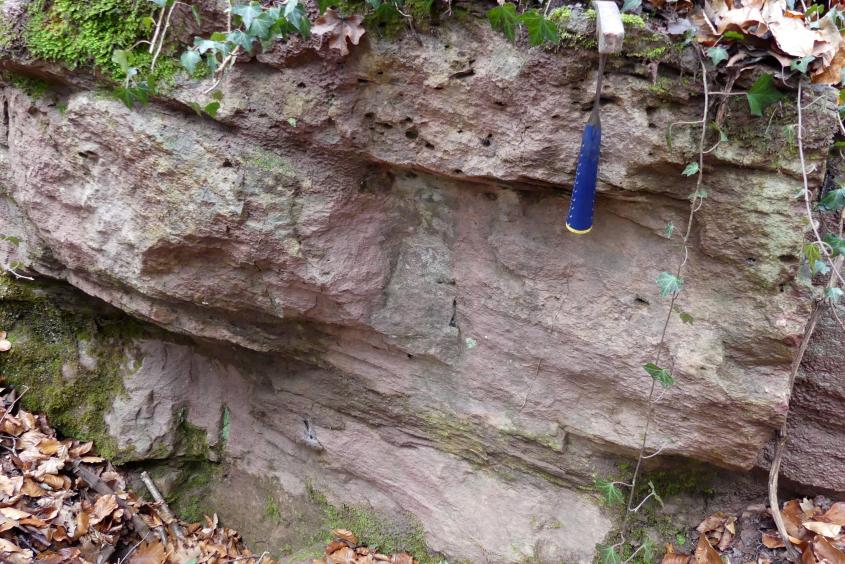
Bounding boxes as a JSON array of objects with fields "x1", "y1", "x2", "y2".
[
  {"x1": 621, "y1": 13, "x2": 646, "y2": 28},
  {"x1": 165, "y1": 460, "x2": 219, "y2": 523},
  {"x1": 23, "y1": 0, "x2": 184, "y2": 90},
  {"x1": 4, "y1": 71, "x2": 51, "y2": 99},
  {"x1": 547, "y1": 6, "x2": 572, "y2": 24},
  {"x1": 0, "y1": 276, "x2": 146, "y2": 461},
  {"x1": 247, "y1": 149, "x2": 297, "y2": 176},
  {"x1": 265, "y1": 495, "x2": 283, "y2": 525},
  {"x1": 307, "y1": 486, "x2": 441, "y2": 563},
  {"x1": 24, "y1": 0, "x2": 146, "y2": 73}
]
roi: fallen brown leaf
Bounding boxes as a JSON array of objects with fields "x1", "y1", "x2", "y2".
[
  {"x1": 822, "y1": 503, "x2": 845, "y2": 526},
  {"x1": 331, "y1": 528, "x2": 359, "y2": 545},
  {"x1": 815, "y1": 535, "x2": 845, "y2": 564},
  {"x1": 311, "y1": 9, "x2": 366, "y2": 57},
  {"x1": 694, "y1": 533, "x2": 721, "y2": 564},
  {"x1": 803, "y1": 543, "x2": 818, "y2": 564},
  {"x1": 763, "y1": 531, "x2": 785, "y2": 548},
  {"x1": 129, "y1": 540, "x2": 167, "y2": 564},
  {"x1": 805, "y1": 521, "x2": 842, "y2": 538}
]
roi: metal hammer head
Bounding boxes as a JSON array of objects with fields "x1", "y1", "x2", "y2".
[{"x1": 593, "y1": 1, "x2": 625, "y2": 54}]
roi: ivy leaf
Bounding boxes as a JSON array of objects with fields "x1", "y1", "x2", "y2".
[
  {"x1": 643, "y1": 363, "x2": 675, "y2": 387},
  {"x1": 664, "y1": 222, "x2": 674, "y2": 239},
  {"x1": 804, "y1": 243, "x2": 822, "y2": 271},
  {"x1": 594, "y1": 478, "x2": 624, "y2": 505},
  {"x1": 746, "y1": 74, "x2": 784, "y2": 117},
  {"x1": 248, "y1": 11, "x2": 275, "y2": 40},
  {"x1": 285, "y1": 0, "x2": 311, "y2": 35},
  {"x1": 180, "y1": 50, "x2": 201, "y2": 74},
  {"x1": 231, "y1": 2, "x2": 263, "y2": 30},
  {"x1": 111, "y1": 49, "x2": 130, "y2": 73},
  {"x1": 820, "y1": 187, "x2": 845, "y2": 211},
  {"x1": 191, "y1": 5, "x2": 202, "y2": 25},
  {"x1": 790, "y1": 55, "x2": 815, "y2": 74},
  {"x1": 827, "y1": 287, "x2": 844, "y2": 303},
  {"x1": 227, "y1": 30, "x2": 256, "y2": 52},
  {"x1": 824, "y1": 233, "x2": 845, "y2": 256},
  {"x1": 815, "y1": 259, "x2": 831, "y2": 275},
  {"x1": 621, "y1": 0, "x2": 641, "y2": 13},
  {"x1": 682, "y1": 162, "x2": 699, "y2": 176},
  {"x1": 519, "y1": 10, "x2": 559, "y2": 46},
  {"x1": 707, "y1": 46, "x2": 728, "y2": 66},
  {"x1": 203, "y1": 101, "x2": 220, "y2": 118},
  {"x1": 656, "y1": 272, "x2": 683, "y2": 298},
  {"x1": 487, "y1": 3, "x2": 519, "y2": 43}
]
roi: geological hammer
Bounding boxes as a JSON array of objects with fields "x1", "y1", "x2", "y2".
[{"x1": 565, "y1": 1, "x2": 625, "y2": 235}]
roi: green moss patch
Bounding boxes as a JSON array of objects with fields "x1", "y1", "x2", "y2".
[{"x1": 0, "y1": 276, "x2": 149, "y2": 460}]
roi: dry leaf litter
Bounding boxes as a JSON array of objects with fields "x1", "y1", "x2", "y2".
[
  {"x1": 662, "y1": 497, "x2": 845, "y2": 563},
  {"x1": 0, "y1": 372, "x2": 417, "y2": 563}
]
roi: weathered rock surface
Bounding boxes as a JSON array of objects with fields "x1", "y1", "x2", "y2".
[{"x1": 0, "y1": 6, "x2": 841, "y2": 561}]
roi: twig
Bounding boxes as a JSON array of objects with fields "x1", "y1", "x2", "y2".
[
  {"x1": 767, "y1": 81, "x2": 845, "y2": 563},
  {"x1": 70, "y1": 461, "x2": 153, "y2": 539},
  {"x1": 0, "y1": 386, "x2": 29, "y2": 431},
  {"x1": 141, "y1": 470, "x2": 185, "y2": 543}
]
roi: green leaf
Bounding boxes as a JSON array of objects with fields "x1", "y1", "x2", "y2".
[
  {"x1": 664, "y1": 222, "x2": 674, "y2": 239},
  {"x1": 227, "y1": 30, "x2": 256, "y2": 51},
  {"x1": 689, "y1": 187, "x2": 708, "y2": 200},
  {"x1": 648, "y1": 480, "x2": 665, "y2": 508},
  {"x1": 679, "y1": 311, "x2": 694, "y2": 324},
  {"x1": 805, "y1": 3, "x2": 825, "y2": 18},
  {"x1": 643, "y1": 362, "x2": 675, "y2": 387},
  {"x1": 826, "y1": 287, "x2": 843, "y2": 303},
  {"x1": 191, "y1": 5, "x2": 202, "y2": 26},
  {"x1": 219, "y1": 406, "x2": 231, "y2": 442},
  {"x1": 180, "y1": 50, "x2": 201, "y2": 74},
  {"x1": 231, "y1": 2, "x2": 263, "y2": 30},
  {"x1": 815, "y1": 259, "x2": 831, "y2": 275},
  {"x1": 682, "y1": 162, "x2": 699, "y2": 176},
  {"x1": 594, "y1": 478, "x2": 624, "y2": 505},
  {"x1": 656, "y1": 271, "x2": 683, "y2": 298},
  {"x1": 707, "y1": 46, "x2": 728, "y2": 66},
  {"x1": 1, "y1": 235, "x2": 21, "y2": 246},
  {"x1": 621, "y1": 0, "x2": 641, "y2": 13},
  {"x1": 111, "y1": 49, "x2": 130, "y2": 73},
  {"x1": 211, "y1": 90, "x2": 224, "y2": 101},
  {"x1": 487, "y1": 3, "x2": 519, "y2": 43},
  {"x1": 519, "y1": 10, "x2": 559, "y2": 46},
  {"x1": 603, "y1": 545, "x2": 622, "y2": 564},
  {"x1": 723, "y1": 30, "x2": 745, "y2": 40},
  {"x1": 203, "y1": 101, "x2": 220, "y2": 118},
  {"x1": 287, "y1": 117, "x2": 297, "y2": 127},
  {"x1": 746, "y1": 74, "x2": 784, "y2": 117},
  {"x1": 248, "y1": 11, "x2": 275, "y2": 40},
  {"x1": 804, "y1": 243, "x2": 822, "y2": 272},
  {"x1": 820, "y1": 187, "x2": 845, "y2": 211},
  {"x1": 790, "y1": 55, "x2": 815, "y2": 74},
  {"x1": 148, "y1": 0, "x2": 167, "y2": 7},
  {"x1": 824, "y1": 233, "x2": 845, "y2": 256}
]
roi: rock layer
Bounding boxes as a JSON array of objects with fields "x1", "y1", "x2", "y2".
[{"x1": 0, "y1": 8, "x2": 840, "y2": 561}]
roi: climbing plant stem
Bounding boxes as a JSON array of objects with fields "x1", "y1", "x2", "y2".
[{"x1": 622, "y1": 52, "x2": 709, "y2": 536}]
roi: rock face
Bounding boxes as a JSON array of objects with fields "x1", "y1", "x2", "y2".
[{"x1": 0, "y1": 6, "x2": 841, "y2": 561}]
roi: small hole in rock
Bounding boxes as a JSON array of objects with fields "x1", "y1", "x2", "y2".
[
  {"x1": 297, "y1": 82, "x2": 306, "y2": 88},
  {"x1": 424, "y1": 142, "x2": 434, "y2": 149},
  {"x1": 405, "y1": 129, "x2": 419, "y2": 140},
  {"x1": 453, "y1": 169, "x2": 463, "y2": 174},
  {"x1": 221, "y1": 159, "x2": 233, "y2": 168}
]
